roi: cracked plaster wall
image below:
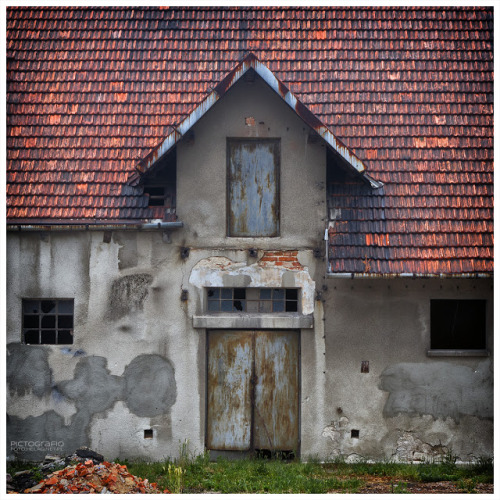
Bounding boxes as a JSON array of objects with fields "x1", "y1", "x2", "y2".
[{"x1": 317, "y1": 277, "x2": 493, "y2": 462}]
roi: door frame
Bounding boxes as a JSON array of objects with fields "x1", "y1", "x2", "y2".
[{"x1": 204, "y1": 329, "x2": 301, "y2": 459}]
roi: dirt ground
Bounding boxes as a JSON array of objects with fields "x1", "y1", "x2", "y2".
[{"x1": 330, "y1": 475, "x2": 494, "y2": 494}]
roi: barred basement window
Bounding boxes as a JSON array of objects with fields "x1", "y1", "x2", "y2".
[
  {"x1": 430, "y1": 299, "x2": 486, "y2": 351},
  {"x1": 206, "y1": 288, "x2": 299, "y2": 313},
  {"x1": 23, "y1": 299, "x2": 74, "y2": 345}
]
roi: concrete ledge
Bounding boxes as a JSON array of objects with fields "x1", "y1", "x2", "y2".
[
  {"x1": 427, "y1": 349, "x2": 490, "y2": 357},
  {"x1": 193, "y1": 313, "x2": 314, "y2": 329}
]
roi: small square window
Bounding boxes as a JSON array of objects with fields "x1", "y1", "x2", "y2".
[
  {"x1": 23, "y1": 299, "x2": 74, "y2": 345},
  {"x1": 430, "y1": 299, "x2": 486, "y2": 351}
]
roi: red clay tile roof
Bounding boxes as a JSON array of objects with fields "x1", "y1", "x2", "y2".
[{"x1": 6, "y1": 7, "x2": 493, "y2": 275}]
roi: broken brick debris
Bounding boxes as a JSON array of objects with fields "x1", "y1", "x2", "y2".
[
  {"x1": 7, "y1": 450, "x2": 170, "y2": 494},
  {"x1": 14, "y1": 460, "x2": 169, "y2": 494}
]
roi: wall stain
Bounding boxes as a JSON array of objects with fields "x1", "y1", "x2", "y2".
[
  {"x1": 7, "y1": 347, "x2": 177, "y2": 460},
  {"x1": 108, "y1": 274, "x2": 153, "y2": 320},
  {"x1": 380, "y1": 360, "x2": 493, "y2": 423},
  {"x1": 7, "y1": 344, "x2": 52, "y2": 398}
]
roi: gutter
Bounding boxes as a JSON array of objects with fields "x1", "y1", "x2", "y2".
[
  {"x1": 327, "y1": 272, "x2": 492, "y2": 279},
  {"x1": 7, "y1": 221, "x2": 184, "y2": 232}
]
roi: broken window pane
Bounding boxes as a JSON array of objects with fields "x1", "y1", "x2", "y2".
[
  {"x1": 41, "y1": 300, "x2": 56, "y2": 314},
  {"x1": 233, "y1": 300, "x2": 245, "y2": 311},
  {"x1": 206, "y1": 288, "x2": 299, "y2": 313},
  {"x1": 22, "y1": 299, "x2": 74, "y2": 345}
]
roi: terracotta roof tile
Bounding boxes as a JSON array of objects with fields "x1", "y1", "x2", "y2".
[{"x1": 6, "y1": 6, "x2": 493, "y2": 275}]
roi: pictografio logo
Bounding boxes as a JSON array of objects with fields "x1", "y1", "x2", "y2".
[{"x1": 10, "y1": 440, "x2": 65, "y2": 453}]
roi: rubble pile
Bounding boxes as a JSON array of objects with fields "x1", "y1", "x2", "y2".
[{"x1": 7, "y1": 448, "x2": 169, "y2": 494}]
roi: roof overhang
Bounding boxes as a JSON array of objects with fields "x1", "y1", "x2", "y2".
[{"x1": 131, "y1": 53, "x2": 382, "y2": 189}]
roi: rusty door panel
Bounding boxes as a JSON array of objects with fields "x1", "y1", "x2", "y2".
[
  {"x1": 207, "y1": 330, "x2": 299, "y2": 454},
  {"x1": 254, "y1": 331, "x2": 299, "y2": 451},
  {"x1": 227, "y1": 139, "x2": 280, "y2": 237},
  {"x1": 207, "y1": 331, "x2": 253, "y2": 450}
]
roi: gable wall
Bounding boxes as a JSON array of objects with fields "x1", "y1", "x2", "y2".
[{"x1": 176, "y1": 74, "x2": 326, "y2": 249}]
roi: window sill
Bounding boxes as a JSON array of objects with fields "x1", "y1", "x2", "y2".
[
  {"x1": 427, "y1": 349, "x2": 490, "y2": 357},
  {"x1": 193, "y1": 313, "x2": 313, "y2": 329}
]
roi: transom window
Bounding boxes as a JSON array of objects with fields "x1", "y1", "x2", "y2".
[
  {"x1": 23, "y1": 299, "x2": 74, "y2": 345},
  {"x1": 207, "y1": 288, "x2": 299, "y2": 313}
]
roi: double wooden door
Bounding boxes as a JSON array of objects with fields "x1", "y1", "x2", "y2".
[{"x1": 207, "y1": 330, "x2": 299, "y2": 454}]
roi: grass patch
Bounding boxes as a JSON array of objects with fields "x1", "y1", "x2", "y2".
[{"x1": 122, "y1": 452, "x2": 493, "y2": 494}]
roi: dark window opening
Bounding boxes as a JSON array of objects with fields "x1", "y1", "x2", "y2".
[
  {"x1": 141, "y1": 148, "x2": 176, "y2": 214},
  {"x1": 143, "y1": 186, "x2": 166, "y2": 206},
  {"x1": 430, "y1": 299, "x2": 486, "y2": 350},
  {"x1": 22, "y1": 299, "x2": 74, "y2": 345},
  {"x1": 206, "y1": 288, "x2": 299, "y2": 313}
]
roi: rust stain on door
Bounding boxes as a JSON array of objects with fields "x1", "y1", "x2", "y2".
[
  {"x1": 207, "y1": 331, "x2": 253, "y2": 450},
  {"x1": 227, "y1": 139, "x2": 280, "y2": 237},
  {"x1": 254, "y1": 331, "x2": 299, "y2": 451},
  {"x1": 207, "y1": 330, "x2": 299, "y2": 453}
]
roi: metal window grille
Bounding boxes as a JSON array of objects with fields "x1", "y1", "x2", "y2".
[
  {"x1": 206, "y1": 288, "x2": 299, "y2": 313},
  {"x1": 22, "y1": 299, "x2": 74, "y2": 345}
]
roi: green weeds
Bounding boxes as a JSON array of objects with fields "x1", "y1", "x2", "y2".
[
  {"x1": 10, "y1": 445, "x2": 484, "y2": 494},
  {"x1": 122, "y1": 452, "x2": 492, "y2": 494}
]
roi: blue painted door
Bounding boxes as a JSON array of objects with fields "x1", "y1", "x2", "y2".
[
  {"x1": 206, "y1": 330, "x2": 299, "y2": 453},
  {"x1": 227, "y1": 140, "x2": 280, "y2": 237}
]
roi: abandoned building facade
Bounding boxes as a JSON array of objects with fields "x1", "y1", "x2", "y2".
[{"x1": 6, "y1": 7, "x2": 493, "y2": 463}]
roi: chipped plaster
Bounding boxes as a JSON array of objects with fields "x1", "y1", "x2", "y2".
[{"x1": 189, "y1": 256, "x2": 316, "y2": 314}]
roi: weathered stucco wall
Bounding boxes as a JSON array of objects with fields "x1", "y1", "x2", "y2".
[
  {"x1": 6, "y1": 73, "x2": 493, "y2": 463},
  {"x1": 7, "y1": 230, "x2": 493, "y2": 463},
  {"x1": 302, "y1": 277, "x2": 493, "y2": 462}
]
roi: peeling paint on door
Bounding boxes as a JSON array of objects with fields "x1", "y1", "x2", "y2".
[
  {"x1": 207, "y1": 330, "x2": 299, "y2": 453},
  {"x1": 228, "y1": 139, "x2": 280, "y2": 237}
]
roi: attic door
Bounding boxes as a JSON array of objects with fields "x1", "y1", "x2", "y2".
[
  {"x1": 207, "y1": 330, "x2": 299, "y2": 455},
  {"x1": 227, "y1": 139, "x2": 280, "y2": 237}
]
